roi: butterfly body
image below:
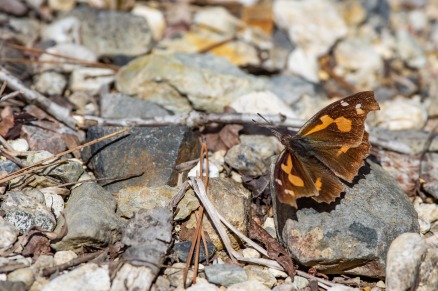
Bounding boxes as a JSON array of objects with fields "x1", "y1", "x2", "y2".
[{"x1": 273, "y1": 91, "x2": 380, "y2": 208}]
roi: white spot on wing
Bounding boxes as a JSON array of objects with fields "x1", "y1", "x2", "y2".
[
  {"x1": 275, "y1": 179, "x2": 283, "y2": 186},
  {"x1": 285, "y1": 189, "x2": 295, "y2": 196},
  {"x1": 356, "y1": 103, "x2": 362, "y2": 109},
  {"x1": 341, "y1": 101, "x2": 349, "y2": 107}
]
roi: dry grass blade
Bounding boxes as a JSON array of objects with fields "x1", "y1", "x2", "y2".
[
  {"x1": 183, "y1": 142, "x2": 210, "y2": 287},
  {"x1": 0, "y1": 128, "x2": 129, "y2": 184}
]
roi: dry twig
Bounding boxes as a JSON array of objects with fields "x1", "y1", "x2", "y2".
[{"x1": 0, "y1": 67, "x2": 77, "y2": 128}]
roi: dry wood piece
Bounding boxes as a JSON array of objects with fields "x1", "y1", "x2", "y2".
[
  {"x1": 0, "y1": 67, "x2": 77, "y2": 128},
  {"x1": 248, "y1": 218, "x2": 296, "y2": 278}
]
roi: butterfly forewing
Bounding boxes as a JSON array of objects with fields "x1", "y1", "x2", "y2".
[{"x1": 297, "y1": 91, "x2": 379, "y2": 147}]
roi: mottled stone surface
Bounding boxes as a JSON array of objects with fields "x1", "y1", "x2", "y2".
[
  {"x1": 272, "y1": 161, "x2": 419, "y2": 277},
  {"x1": 83, "y1": 126, "x2": 200, "y2": 192}
]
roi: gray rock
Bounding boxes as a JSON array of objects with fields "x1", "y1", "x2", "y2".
[
  {"x1": 225, "y1": 144, "x2": 270, "y2": 176},
  {"x1": 21, "y1": 125, "x2": 67, "y2": 154},
  {"x1": 0, "y1": 160, "x2": 20, "y2": 174},
  {"x1": 204, "y1": 264, "x2": 248, "y2": 287},
  {"x1": 45, "y1": 159, "x2": 84, "y2": 183},
  {"x1": 51, "y1": 183, "x2": 124, "y2": 250},
  {"x1": 66, "y1": 6, "x2": 152, "y2": 57},
  {"x1": 1, "y1": 190, "x2": 56, "y2": 233},
  {"x1": 122, "y1": 208, "x2": 172, "y2": 270},
  {"x1": 110, "y1": 263, "x2": 156, "y2": 291},
  {"x1": 268, "y1": 75, "x2": 321, "y2": 106},
  {"x1": 0, "y1": 281, "x2": 27, "y2": 291},
  {"x1": 271, "y1": 161, "x2": 419, "y2": 277},
  {"x1": 116, "y1": 53, "x2": 266, "y2": 113},
  {"x1": 386, "y1": 233, "x2": 438, "y2": 291},
  {"x1": 40, "y1": 263, "x2": 110, "y2": 291},
  {"x1": 185, "y1": 278, "x2": 219, "y2": 291},
  {"x1": 83, "y1": 126, "x2": 200, "y2": 192},
  {"x1": 172, "y1": 241, "x2": 215, "y2": 263},
  {"x1": 101, "y1": 93, "x2": 168, "y2": 119}
]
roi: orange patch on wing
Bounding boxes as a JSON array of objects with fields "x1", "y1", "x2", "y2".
[
  {"x1": 334, "y1": 116, "x2": 352, "y2": 132},
  {"x1": 281, "y1": 154, "x2": 305, "y2": 187},
  {"x1": 304, "y1": 115, "x2": 334, "y2": 135},
  {"x1": 304, "y1": 115, "x2": 352, "y2": 135},
  {"x1": 314, "y1": 177, "x2": 322, "y2": 191},
  {"x1": 336, "y1": 146, "x2": 350, "y2": 157}
]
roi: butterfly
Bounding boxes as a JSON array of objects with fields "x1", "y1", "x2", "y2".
[{"x1": 270, "y1": 91, "x2": 380, "y2": 208}]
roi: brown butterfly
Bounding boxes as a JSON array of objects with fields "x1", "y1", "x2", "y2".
[{"x1": 270, "y1": 91, "x2": 380, "y2": 208}]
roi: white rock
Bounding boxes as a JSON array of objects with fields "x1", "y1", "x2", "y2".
[
  {"x1": 188, "y1": 159, "x2": 220, "y2": 178},
  {"x1": 41, "y1": 192, "x2": 64, "y2": 218},
  {"x1": 293, "y1": 275, "x2": 309, "y2": 289},
  {"x1": 274, "y1": 0, "x2": 347, "y2": 56},
  {"x1": 132, "y1": 5, "x2": 166, "y2": 41},
  {"x1": 41, "y1": 16, "x2": 81, "y2": 44},
  {"x1": 262, "y1": 217, "x2": 277, "y2": 239},
  {"x1": 408, "y1": 10, "x2": 428, "y2": 32},
  {"x1": 287, "y1": 48, "x2": 320, "y2": 82},
  {"x1": 110, "y1": 263, "x2": 155, "y2": 291},
  {"x1": 376, "y1": 280, "x2": 385, "y2": 288},
  {"x1": 41, "y1": 263, "x2": 110, "y2": 291},
  {"x1": 227, "y1": 279, "x2": 271, "y2": 291},
  {"x1": 186, "y1": 277, "x2": 220, "y2": 291},
  {"x1": 396, "y1": 29, "x2": 426, "y2": 69},
  {"x1": 386, "y1": 233, "x2": 427, "y2": 291},
  {"x1": 334, "y1": 37, "x2": 383, "y2": 89},
  {"x1": 267, "y1": 268, "x2": 288, "y2": 278},
  {"x1": 34, "y1": 71, "x2": 67, "y2": 95},
  {"x1": 7, "y1": 267, "x2": 34, "y2": 288},
  {"x1": 9, "y1": 138, "x2": 29, "y2": 152},
  {"x1": 69, "y1": 68, "x2": 115, "y2": 95},
  {"x1": 53, "y1": 250, "x2": 77, "y2": 266},
  {"x1": 48, "y1": 0, "x2": 75, "y2": 11},
  {"x1": 242, "y1": 248, "x2": 261, "y2": 259},
  {"x1": 0, "y1": 217, "x2": 19, "y2": 252},
  {"x1": 39, "y1": 44, "x2": 97, "y2": 73},
  {"x1": 231, "y1": 91, "x2": 297, "y2": 118},
  {"x1": 368, "y1": 96, "x2": 427, "y2": 130},
  {"x1": 327, "y1": 286, "x2": 358, "y2": 291},
  {"x1": 414, "y1": 198, "x2": 438, "y2": 227},
  {"x1": 194, "y1": 7, "x2": 241, "y2": 35}
]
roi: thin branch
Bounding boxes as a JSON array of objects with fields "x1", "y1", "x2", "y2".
[
  {"x1": 83, "y1": 113, "x2": 412, "y2": 154},
  {"x1": 0, "y1": 128, "x2": 129, "y2": 184},
  {"x1": 0, "y1": 91, "x2": 21, "y2": 103},
  {"x1": 82, "y1": 112, "x2": 302, "y2": 129},
  {"x1": 0, "y1": 67, "x2": 77, "y2": 128}
]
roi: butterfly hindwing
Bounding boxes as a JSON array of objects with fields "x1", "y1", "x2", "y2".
[
  {"x1": 311, "y1": 132, "x2": 371, "y2": 182},
  {"x1": 297, "y1": 91, "x2": 379, "y2": 147},
  {"x1": 274, "y1": 150, "x2": 318, "y2": 208}
]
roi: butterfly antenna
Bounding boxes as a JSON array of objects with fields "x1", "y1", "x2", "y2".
[{"x1": 254, "y1": 113, "x2": 283, "y2": 141}]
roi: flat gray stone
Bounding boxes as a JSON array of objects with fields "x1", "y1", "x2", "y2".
[
  {"x1": 101, "y1": 93, "x2": 168, "y2": 119},
  {"x1": 271, "y1": 161, "x2": 419, "y2": 277},
  {"x1": 204, "y1": 264, "x2": 248, "y2": 287},
  {"x1": 83, "y1": 126, "x2": 200, "y2": 192},
  {"x1": 51, "y1": 183, "x2": 124, "y2": 250},
  {"x1": 65, "y1": 6, "x2": 152, "y2": 57}
]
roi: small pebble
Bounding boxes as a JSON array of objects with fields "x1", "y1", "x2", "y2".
[
  {"x1": 9, "y1": 139, "x2": 29, "y2": 152},
  {"x1": 242, "y1": 248, "x2": 261, "y2": 259},
  {"x1": 54, "y1": 250, "x2": 78, "y2": 266}
]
